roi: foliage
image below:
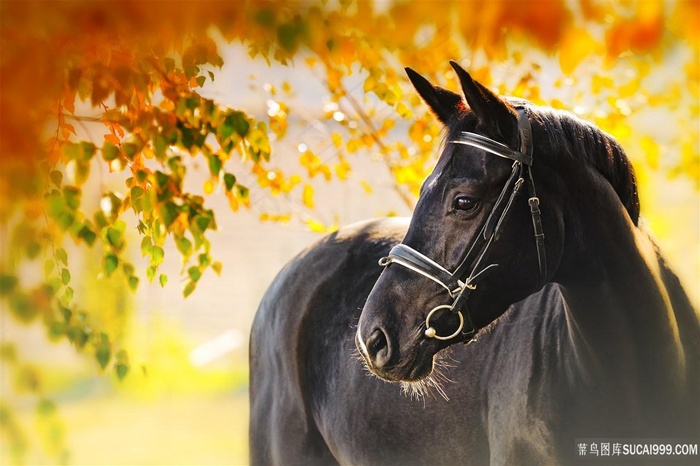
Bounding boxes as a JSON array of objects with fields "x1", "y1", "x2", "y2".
[{"x1": 0, "y1": 0, "x2": 697, "y2": 462}]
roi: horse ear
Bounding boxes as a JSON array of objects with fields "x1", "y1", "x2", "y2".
[
  {"x1": 405, "y1": 67, "x2": 465, "y2": 125},
  {"x1": 449, "y1": 61, "x2": 517, "y2": 141}
]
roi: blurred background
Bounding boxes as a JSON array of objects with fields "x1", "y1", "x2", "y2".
[{"x1": 1, "y1": 1, "x2": 697, "y2": 465}]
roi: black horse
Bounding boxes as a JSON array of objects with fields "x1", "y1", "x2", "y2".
[{"x1": 249, "y1": 62, "x2": 699, "y2": 465}]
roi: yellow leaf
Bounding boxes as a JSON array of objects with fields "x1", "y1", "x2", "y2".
[
  {"x1": 227, "y1": 191, "x2": 239, "y2": 211},
  {"x1": 203, "y1": 179, "x2": 215, "y2": 194},
  {"x1": 640, "y1": 136, "x2": 659, "y2": 169},
  {"x1": 335, "y1": 157, "x2": 351, "y2": 180},
  {"x1": 305, "y1": 218, "x2": 327, "y2": 233},
  {"x1": 302, "y1": 184, "x2": 315, "y2": 209},
  {"x1": 360, "y1": 180, "x2": 373, "y2": 194},
  {"x1": 396, "y1": 101, "x2": 413, "y2": 119}
]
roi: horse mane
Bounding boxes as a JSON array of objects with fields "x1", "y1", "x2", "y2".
[{"x1": 530, "y1": 106, "x2": 641, "y2": 226}]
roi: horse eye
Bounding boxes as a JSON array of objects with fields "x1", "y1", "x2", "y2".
[{"x1": 453, "y1": 195, "x2": 478, "y2": 212}]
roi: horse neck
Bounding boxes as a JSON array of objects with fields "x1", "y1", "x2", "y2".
[{"x1": 553, "y1": 170, "x2": 687, "y2": 384}]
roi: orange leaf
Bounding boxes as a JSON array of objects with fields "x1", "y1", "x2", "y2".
[
  {"x1": 559, "y1": 27, "x2": 598, "y2": 75},
  {"x1": 104, "y1": 134, "x2": 120, "y2": 144},
  {"x1": 63, "y1": 90, "x2": 76, "y2": 114}
]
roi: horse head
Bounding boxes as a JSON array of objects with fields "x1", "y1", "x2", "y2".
[{"x1": 356, "y1": 62, "x2": 569, "y2": 382}]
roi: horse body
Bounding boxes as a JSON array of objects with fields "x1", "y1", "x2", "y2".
[
  {"x1": 250, "y1": 62, "x2": 699, "y2": 465},
  {"x1": 250, "y1": 219, "x2": 696, "y2": 465},
  {"x1": 250, "y1": 218, "x2": 562, "y2": 465}
]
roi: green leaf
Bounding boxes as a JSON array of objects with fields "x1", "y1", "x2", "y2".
[
  {"x1": 187, "y1": 266, "x2": 202, "y2": 283},
  {"x1": 56, "y1": 248, "x2": 68, "y2": 265},
  {"x1": 176, "y1": 236, "x2": 192, "y2": 256},
  {"x1": 26, "y1": 241, "x2": 41, "y2": 259},
  {"x1": 113, "y1": 219, "x2": 126, "y2": 233},
  {"x1": 67, "y1": 326, "x2": 88, "y2": 348},
  {"x1": 115, "y1": 363, "x2": 129, "y2": 381},
  {"x1": 106, "y1": 226, "x2": 124, "y2": 250},
  {"x1": 231, "y1": 111, "x2": 250, "y2": 137},
  {"x1": 159, "y1": 202, "x2": 178, "y2": 227},
  {"x1": 95, "y1": 342, "x2": 111, "y2": 370},
  {"x1": 219, "y1": 112, "x2": 250, "y2": 142},
  {"x1": 94, "y1": 211, "x2": 108, "y2": 229},
  {"x1": 50, "y1": 170, "x2": 63, "y2": 187},
  {"x1": 75, "y1": 159, "x2": 91, "y2": 184},
  {"x1": 208, "y1": 155, "x2": 222, "y2": 177},
  {"x1": 78, "y1": 224, "x2": 97, "y2": 245},
  {"x1": 63, "y1": 142, "x2": 81, "y2": 160},
  {"x1": 80, "y1": 141, "x2": 96, "y2": 160},
  {"x1": 10, "y1": 292, "x2": 36, "y2": 322},
  {"x1": 154, "y1": 134, "x2": 167, "y2": 160},
  {"x1": 223, "y1": 173, "x2": 236, "y2": 191},
  {"x1": 122, "y1": 262, "x2": 135, "y2": 277},
  {"x1": 104, "y1": 254, "x2": 119, "y2": 276},
  {"x1": 146, "y1": 265, "x2": 156, "y2": 282},
  {"x1": 136, "y1": 169, "x2": 149, "y2": 184},
  {"x1": 198, "y1": 253, "x2": 211, "y2": 267},
  {"x1": 140, "y1": 236, "x2": 153, "y2": 257},
  {"x1": 63, "y1": 186, "x2": 81, "y2": 210},
  {"x1": 196, "y1": 75, "x2": 206, "y2": 87},
  {"x1": 122, "y1": 142, "x2": 139, "y2": 159},
  {"x1": 130, "y1": 186, "x2": 145, "y2": 199},
  {"x1": 155, "y1": 171, "x2": 170, "y2": 189},
  {"x1": 48, "y1": 321, "x2": 66, "y2": 341},
  {"x1": 159, "y1": 274, "x2": 168, "y2": 287},
  {"x1": 37, "y1": 399, "x2": 56, "y2": 417},
  {"x1": 102, "y1": 142, "x2": 119, "y2": 161},
  {"x1": 151, "y1": 246, "x2": 165, "y2": 266},
  {"x1": 61, "y1": 286, "x2": 73, "y2": 306},
  {"x1": 61, "y1": 268, "x2": 71, "y2": 285},
  {"x1": 195, "y1": 214, "x2": 211, "y2": 232},
  {"x1": 277, "y1": 22, "x2": 301, "y2": 53},
  {"x1": 128, "y1": 276, "x2": 139, "y2": 292},
  {"x1": 183, "y1": 281, "x2": 197, "y2": 298},
  {"x1": 0, "y1": 275, "x2": 18, "y2": 295},
  {"x1": 56, "y1": 211, "x2": 76, "y2": 231}
]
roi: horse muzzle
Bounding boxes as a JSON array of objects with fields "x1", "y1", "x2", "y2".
[{"x1": 355, "y1": 320, "x2": 437, "y2": 382}]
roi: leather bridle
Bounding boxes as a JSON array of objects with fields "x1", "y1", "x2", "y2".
[{"x1": 377, "y1": 107, "x2": 547, "y2": 344}]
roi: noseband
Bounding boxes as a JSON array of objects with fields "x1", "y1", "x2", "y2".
[{"x1": 378, "y1": 107, "x2": 547, "y2": 344}]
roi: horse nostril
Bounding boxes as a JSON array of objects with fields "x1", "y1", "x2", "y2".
[{"x1": 366, "y1": 328, "x2": 391, "y2": 368}]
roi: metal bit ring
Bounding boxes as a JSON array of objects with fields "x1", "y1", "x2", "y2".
[{"x1": 424, "y1": 305, "x2": 464, "y2": 341}]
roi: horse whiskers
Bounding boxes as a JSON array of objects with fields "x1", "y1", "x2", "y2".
[{"x1": 400, "y1": 353, "x2": 454, "y2": 402}]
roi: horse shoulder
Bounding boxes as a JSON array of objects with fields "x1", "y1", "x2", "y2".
[
  {"x1": 480, "y1": 284, "x2": 580, "y2": 464},
  {"x1": 249, "y1": 218, "x2": 408, "y2": 465}
]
